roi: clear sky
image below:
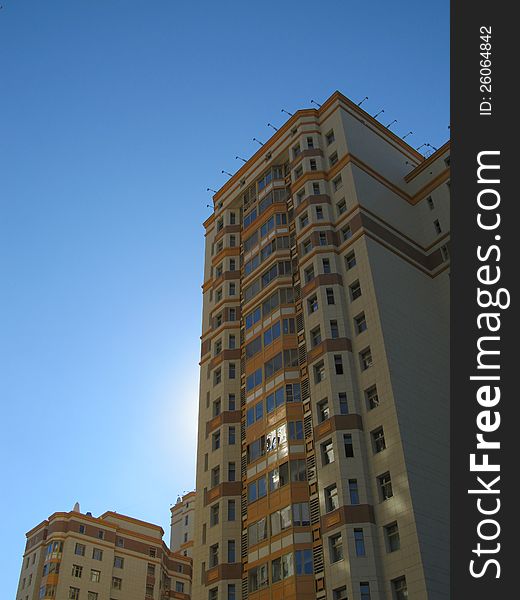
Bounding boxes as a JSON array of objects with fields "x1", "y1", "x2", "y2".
[{"x1": 0, "y1": 0, "x2": 448, "y2": 595}]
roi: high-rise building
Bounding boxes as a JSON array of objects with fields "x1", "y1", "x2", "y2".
[
  {"x1": 193, "y1": 91, "x2": 450, "y2": 600},
  {"x1": 171, "y1": 492, "x2": 196, "y2": 557},
  {"x1": 17, "y1": 504, "x2": 192, "y2": 600}
]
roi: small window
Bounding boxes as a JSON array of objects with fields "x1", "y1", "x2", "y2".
[
  {"x1": 303, "y1": 239, "x2": 312, "y2": 254},
  {"x1": 300, "y1": 213, "x2": 309, "y2": 228},
  {"x1": 310, "y1": 159, "x2": 317, "y2": 171},
  {"x1": 306, "y1": 136, "x2": 314, "y2": 148},
  {"x1": 329, "y1": 533, "x2": 343, "y2": 562},
  {"x1": 366, "y1": 385, "x2": 379, "y2": 409},
  {"x1": 228, "y1": 426, "x2": 236, "y2": 445},
  {"x1": 333, "y1": 587, "x2": 348, "y2": 600},
  {"x1": 427, "y1": 196, "x2": 434, "y2": 210},
  {"x1": 211, "y1": 466, "x2": 220, "y2": 487},
  {"x1": 344, "y1": 434, "x2": 354, "y2": 457},
  {"x1": 354, "y1": 312, "x2": 367, "y2": 333},
  {"x1": 334, "y1": 354, "x2": 344, "y2": 375},
  {"x1": 349, "y1": 479, "x2": 360, "y2": 504},
  {"x1": 325, "y1": 484, "x2": 339, "y2": 512},
  {"x1": 294, "y1": 165, "x2": 303, "y2": 179},
  {"x1": 322, "y1": 257, "x2": 331, "y2": 273},
  {"x1": 78, "y1": 524, "x2": 85, "y2": 534},
  {"x1": 372, "y1": 427, "x2": 386, "y2": 453},
  {"x1": 345, "y1": 251, "x2": 356, "y2": 269},
  {"x1": 316, "y1": 206, "x2": 324, "y2": 220},
  {"x1": 304, "y1": 266, "x2": 315, "y2": 283},
  {"x1": 326, "y1": 288, "x2": 335, "y2": 305},
  {"x1": 333, "y1": 175, "x2": 343, "y2": 192},
  {"x1": 339, "y1": 392, "x2": 349, "y2": 415},
  {"x1": 74, "y1": 543, "x2": 85, "y2": 557},
  {"x1": 114, "y1": 556, "x2": 124, "y2": 569},
  {"x1": 97, "y1": 530, "x2": 104, "y2": 539},
  {"x1": 354, "y1": 529, "x2": 366, "y2": 556},
  {"x1": 112, "y1": 577, "x2": 122, "y2": 590},
  {"x1": 308, "y1": 294, "x2": 318, "y2": 313},
  {"x1": 392, "y1": 576, "x2": 408, "y2": 600},
  {"x1": 322, "y1": 440, "x2": 334, "y2": 465},
  {"x1": 350, "y1": 280, "x2": 361, "y2": 300},
  {"x1": 311, "y1": 326, "x2": 322, "y2": 347},
  {"x1": 385, "y1": 522, "x2": 401, "y2": 552},
  {"x1": 92, "y1": 548, "x2": 103, "y2": 561},
  {"x1": 337, "y1": 198, "x2": 347, "y2": 215},
  {"x1": 326, "y1": 130, "x2": 335, "y2": 145},
  {"x1": 317, "y1": 399, "x2": 329, "y2": 422},
  {"x1": 360, "y1": 582, "x2": 371, "y2": 600},
  {"x1": 330, "y1": 320, "x2": 339, "y2": 339},
  {"x1": 314, "y1": 361, "x2": 326, "y2": 383},
  {"x1": 441, "y1": 244, "x2": 450, "y2": 261},
  {"x1": 329, "y1": 151, "x2": 338, "y2": 166},
  {"x1": 209, "y1": 543, "x2": 219, "y2": 567},
  {"x1": 210, "y1": 503, "x2": 219, "y2": 526},
  {"x1": 90, "y1": 569, "x2": 101, "y2": 582},
  {"x1": 312, "y1": 182, "x2": 320, "y2": 195},
  {"x1": 360, "y1": 347, "x2": 373, "y2": 370},
  {"x1": 342, "y1": 226, "x2": 352, "y2": 241},
  {"x1": 212, "y1": 430, "x2": 221, "y2": 450},
  {"x1": 378, "y1": 472, "x2": 393, "y2": 500},
  {"x1": 228, "y1": 394, "x2": 236, "y2": 411},
  {"x1": 434, "y1": 219, "x2": 442, "y2": 234},
  {"x1": 227, "y1": 499, "x2": 236, "y2": 521}
]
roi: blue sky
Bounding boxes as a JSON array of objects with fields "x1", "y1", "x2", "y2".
[{"x1": 0, "y1": 0, "x2": 448, "y2": 595}]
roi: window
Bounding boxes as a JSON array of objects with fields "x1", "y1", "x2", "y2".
[
  {"x1": 385, "y1": 522, "x2": 400, "y2": 552},
  {"x1": 249, "y1": 563, "x2": 269, "y2": 591},
  {"x1": 229, "y1": 282, "x2": 236, "y2": 296},
  {"x1": 337, "y1": 199, "x2": 347, "y2": 216},
  {"x1": 316, "y1": 206, "x2": 324, "y2": 220},
  {"x1": 228, "y1": 426, "x2": 236, "y2": 445},
  {"x1": 227, "y1": 499, "x2": 236, "y2": 521},
  {"x1": 209, "y1": 588, "x2": 218, "y2": 600},
  {"x1": 227, "y1": 540, "x2": 236, "y2": 563},
  {"x1": 360, "y1": 582, "x2": 371, "y2": 600},
  {"x1": 292, "y1": 502, "x2": 310, "y2": 525},
  {"x1": 97, "y1": 528, "x2": 105, "y2": 539},
  {"x1": 314, "y1": 361, "x2": 326, "y2": 383},
  {"x1": 360, "y1": 347, "x2": 373, "y2": 370},
  {"x1": 326, "y1": 287, "x2": 335, "y2": 305},
  {"x1": 344, "y1": 434, "x2": 354, "y2": 457},
  {"x1": 212, "y1": 430, "x2": 221, "y2": 450},
  {"x1": 333, "y1": 175, "x2": 343, "y2": 192},
  {"x1": 209, "y1": 543, "x2": 219, "y2": 567},
  {"x1": 92, "y1": 548, "x2": 102, "y2": 561},
  {"x1": 350, "y1": 280, "x2": 361, "y2": 300},
  {"x1": 310, "y1": 159, "x2": 317, "y2": 171},
  {"x1": 434, "y1": 219, "x2": 442, "y2": 234},
  {"x1": 312, "y1": 182, "x2": 320, "y2": 195},
  {"x1": 227, "y1": 584, "x2": 236, "y2": 600},
  {"x1": 72, "y1": 565, "x2": 83, "y2": 578},
  {"x1": 355, "y1": 312, "x2": 367, "y2": 333},
  {"x1": 322, "y1": 440, "x2": 334, "y2": 464},
  {"x1": 214, "y1": 368, "x2": 221, "y2": 385},
  {"x1": 308, "y1": 294, "x2": 318, "y2": 313},
  {"x1": 228, "y1": 393, "x2": 236, "y2": 411},
  {"x1": 366, "y1": 385, "x2": 379, "y2": 409},
  {"x1": 318, "y1": 399, "x2": 329, "y2": 422},
  {"x1": 349, "y1": 479, "x2": 360, "y2": 504},
  {"x1": 311, "y1": 326, "x2": 322, "y2": 347},
  {"x1": 378, "y1": 472, "x2": 394, "y2": 500},
  {"x1": 339, "y1": 392, "x2": 349, "y2": 414},
  {"x1": 229, "y1": 334, "x2": 236, "y2": 349},
  {"x1": 333, "y1": 587, "x2": 348, "y2": 600},
  {"x1": 295, "y1": 549, "x2": 313, "y2": 575},
  {"x1": 345, "y1": 251, "x2": 356, "y2": 269},
  {"x1": 427, "y1": 196, "x2": 434, "y2": 210},
  {"x1": 229, "y1": 308, "x2": 236, "y2": 321},
  {"x1": 441, "y1": 244, "x2": 450, "y2": 261},
  {"x1": 354, "y1": 529, "x2": 366, "y2": 556},
  {"x1": 322, "y1": 257, "x2": 331, "y2": 273},
  {"x1": 392, "y1": 576, "x2": 408, "y2": 599},
  {"x1": 87, "y1": 593, "x2": 98, "y2": 600},
  {"x1": 300, "y1": 213, "x2": 309, "y2": 228},
  {"x1": 74, "y1": 543, "x2": 85, "y2": 556},
  {"x1": 372, "y1": 427, "x2": 386, "y2": 453},
  {"x1": 211, "y1": 466, "x2": 220, "y2": 487},
  {"x1": 296, "y1": 188, "x2": 305, "y2": 204},
  {"x1": 113, "y1": 578, "x2": 123, "y2": 591},
  {"x1": 304, "y1": 265, "x2": 315, "y2": 283},
  {"x1": 330, "y1": 320, "x2": 339, "y2": 339},
  {"x1": 330, "y1": 533, "x2": 343, "y2": 562},
  {"x1": 325, "y1": 484, "x2": 339, "y2": 512},
  {"x1": 293, "y1": 144, "x2": 301, "y2": 159},
  {"x1": 229, "y1": 211, "x2": 236, "y2": 224},
  {"x1": 79, "y1": 524, "x2": 85, "y2": 534},
  {"x1": 288, "y1": 421, "x2": 304, "y2": 440},
  {"x1": 228, "y1": 363, "x2": 236, "y2": 379},
  {"x1": 248, "y1": 476, "x2": 267, "y2": 503},
  {"x1": 334, "y1": 354, "x2": 344, "y2": 374},
  {"x1": 149, "y1": 548, "x2": 156, "y2": 558},
  {"x1": 184, "y1": 532, "x2": 188, "y2": 542},
  {"x1": 69, "y1": 588, "x2": 80, "y2": 600},
  {"x1": 302, "y1": 239, "x2": 312, "y2": 254},
  {"x1": 114, "y1": 556, "x2": 124, "y2": 569},
  {"x1": 294, "y1": 165, "x2": 303, "y2": 179},
  {"x1": 213, "y1": 398, "x2": 221, "y2": 417},
  {"x1": 326, "y1": 130, "x2": 335, "y2": 145},
  {"x1": 90, "y1": 569, "x2": 101, "y2": 582},
  {"x1": 210, "y1": 503, "x2": 219, "y2": 526},
  {"x1": 341, "y1": 225, "x2": 352, "y2": 241},
  {"x1": 229, "y1": 258, "x2": 236, "y2": 271},
  {"x1": 329, "y1": 151, "x2": 338, "y2": 166}
]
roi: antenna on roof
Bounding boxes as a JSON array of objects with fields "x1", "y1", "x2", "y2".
[
  {"x1": 386, "y1": 119, "x2": 397, "y2": 129},
  {"x1": 252, "y1": 138, "x2": 264, "y2": 146},
  {"x1": 357, "y1": 96, "x2": 368, "y2": 107},
  {"x1": 267, "y1": 123, "x2": 278, "y2": 131},
  {"x1": 402, "y1": 131, "x2": 413, "y2": 139},
  {"x1": 374, "y1": 109, "x2": 384, "y2": 119},
  {"x1": 221, "y1": 170, "x2": 232, "y2": 177},
  {"x1": 235, "y1": 156, "x2": 247, "y2": 163},
  {"x1": 281, "y1": 109, "x2": 293, "y2": 117},
  {"x1": 206, "y1": 188, "x2": 217, "y2": 193},
  {"x1": 426, "y1": 143, "x2": 438, "y2": 151},
  {"x1": 310, "y1": 100, "x2": 322, "y2": 108}
]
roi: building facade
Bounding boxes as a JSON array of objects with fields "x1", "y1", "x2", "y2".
[
  {"x1": 16, "y1": 505, "x2": 192, "y2": 600},
  {"x1": 171, "y1": 492, "x2": 196, "y2": 557},
  {"x1": 193, "y1": 91, "x2": 450, "y2": 600}
]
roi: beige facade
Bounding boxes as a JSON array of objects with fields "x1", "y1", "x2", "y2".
[
  {"x1": 193, "y1": 91, "x2": 449, "y2": 600},
  {"x1": 171, "y1": 492, "x2": 196, "y2": 557},
  {"x1": 16, "y1": 505, "x2": 192, "y2": 600}
]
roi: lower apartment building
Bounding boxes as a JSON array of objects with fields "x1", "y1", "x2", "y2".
[
  {"x1": 16, "y1": 504, "x2": 192, "y2": 600},
  {"x1": 193, "y1": 91, "x2": 450, "y2": 600}
]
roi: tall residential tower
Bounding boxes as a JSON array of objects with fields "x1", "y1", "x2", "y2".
[{"x1": 193, "y1": 90, "x2": 450, "y2": 600}]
